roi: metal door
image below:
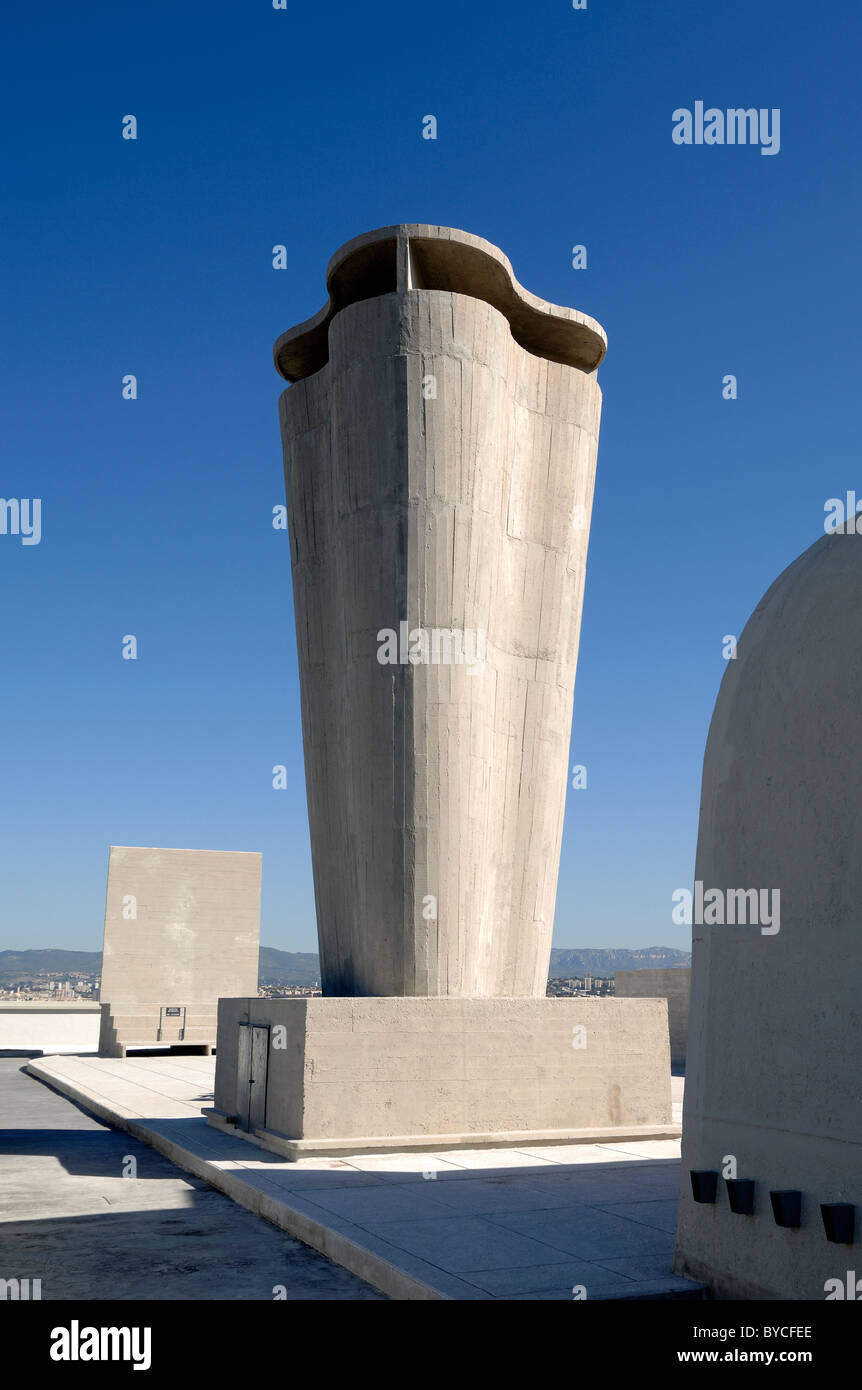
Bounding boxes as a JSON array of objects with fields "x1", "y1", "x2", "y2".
[
  {"x1": 236, "y1": 1022, "x2": 269, "y2": 1132},
  {"x1": 236, "y1": 1023, "x2": 252, "y2": 1129},
  {"x1": 249, "y1": 1025, "x2": 270, "y2": 1133}
]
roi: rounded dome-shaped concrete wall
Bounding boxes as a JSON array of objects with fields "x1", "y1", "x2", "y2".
[{"x1": 676, "y1": 527, "x2": 862, "y2": 1299}]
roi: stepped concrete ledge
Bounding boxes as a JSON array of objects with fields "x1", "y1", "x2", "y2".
[{"x1": 26, "y1": 1055, "x2": 699, "y2": 1302}]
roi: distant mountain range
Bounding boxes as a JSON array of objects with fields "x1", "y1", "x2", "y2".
[
  {"x1": 548, "y1": 947, "x2": 690, "y2": 977},
  {"x1": 0, "y1": 944, "x2": 690, "y2": 986},
  {"x1": 0, "y1": 949, "x2": 103, "y2": 977},
  {"x1": 258, "y1": 948, "x2": 322, "y2": 985},
  {"x1": 254, "y1": 946, "x2": 692, "y2": 983}
]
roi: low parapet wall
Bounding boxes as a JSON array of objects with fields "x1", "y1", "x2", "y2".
[{"x1": 0, "y1": 1001, "x2": 101, "y2": 1055}]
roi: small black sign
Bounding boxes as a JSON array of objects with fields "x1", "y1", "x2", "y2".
[{"x1": 165, "y1": 1007, "x2": 181, "y2": 1017}]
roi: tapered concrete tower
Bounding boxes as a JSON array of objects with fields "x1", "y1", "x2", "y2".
[
  {"x1": 276, "y1": 225, "x2": 605, "y2": 998},
  {"x1": 210, "y1": 226, "x2": 675, "y2": 1157}
]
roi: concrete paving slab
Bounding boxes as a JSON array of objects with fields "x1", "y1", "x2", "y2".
[
  {"x1": 23, "y1": 1053, "x2": 702, "y2": 1301},
  {"x1": 410, "y1": 1147, "x2": 562, "y2": 1173},
  {"x1": 220, "y1": 1159, "x2": 386, "y2": 1193},
  {"x1": 514, "y1": 1170, "x2": 676, "y2": 1206},
  {"x1": 367, "y1": 1213, "x2": 578, "y2": 1271},
  {"x1": 514, "y1": 1143, "x2": 650, "y2": 1165},
  {"x1": 491, "y1": 1207, "x2": 677, "y2": 1261},
  {"x1": 598, "y1": 1139, "x2": 683, "y2": 1160},
  {"x1": 458, "y1": 1259, "x2": 629, "y2": 1297},
  {"x1": 595, "y1": 1252, "x2": 691, "y2": 1282},
  {"x1": 596, "y1": 1199, "x2": 680, "y2": 1233},
  {"x1": 508, "y1": 1276, "x2": 700, "y2": 1301},
  {"x1": 276, "y1": 1183, "x2": 454, "y2": 1227},
  {"x1": 344, "y1": 1152, "x2": 469, "y2": 1180},
  {"x1": 393, "y1": 1175, "x2": 583, "y2": 1216}
]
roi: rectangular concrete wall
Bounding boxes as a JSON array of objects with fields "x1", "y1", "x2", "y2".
[
  {"x1": 614, "y1": 968, "x2": 690, "y2": 1066},
  {"x1": 213, "y1": 995, "x2": 673, "y2": 1147},
  {"x1": 99, "y1": 846, "x2": 261, "y2": 1053},
  {"x1": 100, "y1": 846, "x2": 261, "y2": 1005}
]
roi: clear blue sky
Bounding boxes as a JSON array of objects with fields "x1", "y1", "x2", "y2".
[{"x1": 2, "y1": 0, "x2": 858, "y2": 953}]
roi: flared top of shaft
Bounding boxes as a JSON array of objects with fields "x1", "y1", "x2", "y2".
[{"x1": 274, "y1": 224, "x2": 607, "y2": 383}]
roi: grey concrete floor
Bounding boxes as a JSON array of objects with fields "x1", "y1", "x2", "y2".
[
  {"x1": 26, "y1": 1054, "x2": 694, "y2": 1300},
  {"x1": 0, "y1": 1059, "x2": 384, "y2": 1300}
]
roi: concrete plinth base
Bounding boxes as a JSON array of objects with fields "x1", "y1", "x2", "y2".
[{"x1": 208, "y1": 996, "x2": 674, "y2": 1159}]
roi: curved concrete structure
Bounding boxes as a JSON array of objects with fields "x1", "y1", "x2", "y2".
[
  {"x1": 274, "y1": 224, "x2": 606, "y2": 383},
  {"x1": 675, "y1": 527, "x2": 862, "y2": 1298},
  {"x1": 278, "y1": 225, "x2": 605, "y2": 997},
  {"x1": 210, "y1": 227, "x2": 673, "y2": 1158}
]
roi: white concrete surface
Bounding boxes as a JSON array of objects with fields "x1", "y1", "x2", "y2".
[
  {"x1": 27, "y1": 1055, "x2": 697, "y2": 1301},
  {"x1": 0, "y1": 1001, "x2": 101, "y2": 1055},
  {"x1": 99, "y1": 845, "x2": 261, "y2": 1055}
]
